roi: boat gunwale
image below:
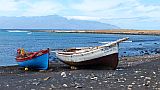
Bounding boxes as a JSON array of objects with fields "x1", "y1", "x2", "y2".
[
  {"x1": 57, "y1": 47, "x2": 101, "y2": 56},
  {"x1": 56, "y1": 37, "x2": 129, "y2": 56},
  {"x1": 16, "y1": 49, "x2": 49, "y2": 62},
  {"x1": 56, "y1": 44, "x2": 117, "y2": 56}
]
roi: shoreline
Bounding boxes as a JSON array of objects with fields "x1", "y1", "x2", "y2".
[
  {"x1": 2, "y1": 29, "x2": 160, "y2": 35},
  {"x1": 29, "y1": 29, "x2": 160, "y2": 35},
  {"x1": 0, "y1": 54, "x2": 160, "y2": 90}
]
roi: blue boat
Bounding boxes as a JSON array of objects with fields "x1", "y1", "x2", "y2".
[{"x1": 16, "y1": 49, "x2": 49, "y2": 70}]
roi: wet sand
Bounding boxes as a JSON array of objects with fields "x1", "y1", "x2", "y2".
[{"x1": 0, "y1": 54, "x2": 160, "y2": 90}]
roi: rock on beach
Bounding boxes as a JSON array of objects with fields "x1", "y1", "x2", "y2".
[{"x1": 0, "y1": 54, "x2": 160, "y2": 90}]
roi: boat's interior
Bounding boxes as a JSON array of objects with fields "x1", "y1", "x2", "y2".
[
  {"x1": 56, "y1": 37, "x2": 128, "y2": 55},
  {"x1": 64, "y1": 48, "x2": 82, "y2": 52},
  {"x1": 16, "y1": 49, "x2": 49, "y2": 60},
  {"x1": 57, "y1": 46, "x2": 100, "y2": 55},
  {"x1": 16, "y1": 52, "x2": 34, "y2": 59}
]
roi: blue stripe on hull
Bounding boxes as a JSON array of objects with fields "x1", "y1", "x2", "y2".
[{"x1": 18, "y1": 53, "x2": 49, "y2": 70}]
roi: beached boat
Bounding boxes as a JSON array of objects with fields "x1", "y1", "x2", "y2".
[
  {"x1": 16, "y1": 49, "x2": 49, "y2": 70},
  {"x1": 56, "y1": 38, "x2": 129, "y2": 69}
]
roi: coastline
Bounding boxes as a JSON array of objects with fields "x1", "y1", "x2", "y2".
[
  {"x1": 0, "y1": 54, "x2": 160, "y2": 90},
  {"x1": 29, "y1": 29, "x2": 160, "y2": 35}
]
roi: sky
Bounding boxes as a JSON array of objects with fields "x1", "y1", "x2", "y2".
[{"x1": 0, "y1": 0, "x2": 160, "y2": 30}]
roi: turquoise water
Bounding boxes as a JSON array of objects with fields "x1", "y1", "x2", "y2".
[{"x1": 0, "y1": 30, "x2": 160, "y2": 66}]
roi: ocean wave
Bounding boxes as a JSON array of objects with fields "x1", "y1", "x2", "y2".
[
  {"x1": 27, "y1": 32, "x2": 32, "y2": 34},
  {"x1": 7, "y1": 30, "x2": 29, "y2": 33}
]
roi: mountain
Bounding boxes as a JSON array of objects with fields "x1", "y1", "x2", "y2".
[{"x1": 0, "y1": 15, "x2": 119, "y2": 30}]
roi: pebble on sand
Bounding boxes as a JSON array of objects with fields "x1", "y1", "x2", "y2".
[
  {"x1": 62, "y1": 84, "x2": 68, "y2": 87},
  {"x1": 32, "y1": 82, "x2": 40, "y2": 86},
  {"x1": 61, "y1": 72, "x2": 67, "y2": 78},
  {"x1": 127, "y1": 85, "x2": 133, "y2": 90},
  {"x1": 90, "y1": 76, "x2": 98, "y2": 80},
  {"x1": 43, "y1": 77, "x2": 51, "y2": 81},
  {"x1": 50, "y1": 84, "x2": 56, "y2": 88}
]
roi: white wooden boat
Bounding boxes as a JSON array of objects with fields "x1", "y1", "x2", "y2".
[{"x1": 55, "y1": 37, "x2": 129, "y2": 69}]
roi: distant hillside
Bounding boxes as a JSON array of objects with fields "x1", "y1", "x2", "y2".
[{"x1": 0, "y1": 15, "x2": 119, "y2": 30}]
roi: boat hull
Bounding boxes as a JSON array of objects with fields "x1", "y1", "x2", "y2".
[
  {"x1": 56, "y1": 45, "x2": 119, "y2": 69},
  {"x1": 16, "y1": 49, "x2": 49, "y2": 70},
  {"x1": 60, "y1": 53, "x2": 118, "y2": 69},
  {"x1": 17, "y1": 53, "x2": 49, "y2": 70}
]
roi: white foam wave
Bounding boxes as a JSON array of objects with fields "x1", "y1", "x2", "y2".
[
  {"x1": 7, "y1": 30, "x2": 29, "y2": 33},
  {"x1": 27, "y1": 32, "x2": 32, "y2": 34}
]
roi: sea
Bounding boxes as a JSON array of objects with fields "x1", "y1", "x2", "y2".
[{"x1": 0, "y1": 29, "x2": 160, "y2": 66}]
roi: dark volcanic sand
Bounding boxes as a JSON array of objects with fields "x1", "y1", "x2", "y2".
[{"x1": 0, "y1": 55, "x2": 160, "y2": 90}]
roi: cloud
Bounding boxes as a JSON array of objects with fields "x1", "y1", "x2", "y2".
[
  {"x1": 21, "y1": 0, "x2": 64, "y2": 16},
  {"x1": 72, "y1": 0, "x2": 123, "y2": 12},
  {"x1": 100, "y1": 17, "x2": 160, "y2": 30},
  {"x1": 0, "y1": 0, "x2": 159, "y2": 18},
  {"x1": 67, "y1": 0, "x2": 160, "y2": 29},
  {"x1": 65, "y1": 16, "x2": 101, "y2": 21},
  {"x1": 0, "y1": 0, "x2": 160, "y2": 29},
  {"x1": 0, "y1": 0, "x2": 17, "y2": 12},
  {"x1": 0, "y1": 0, "x2": 64, "y2": 16},
  {"x1": 70, "y1": 0, "x2": 160, "y2": 18}
]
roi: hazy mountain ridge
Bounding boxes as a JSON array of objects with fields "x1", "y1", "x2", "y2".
[{"x1": 0, "y1": 15, "x2": 119, "y2": 30}]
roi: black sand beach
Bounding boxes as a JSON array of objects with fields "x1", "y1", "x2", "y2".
[{"x1": 0, "y1": 54, "x2": 160, "y2": 90}]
